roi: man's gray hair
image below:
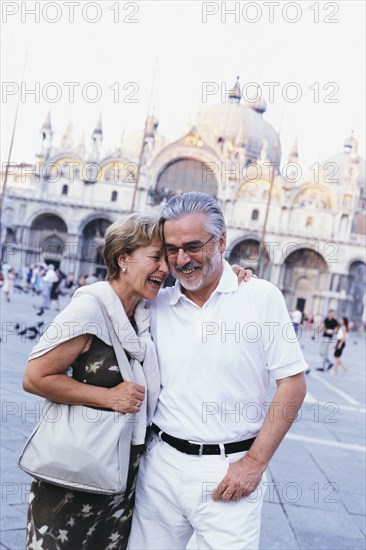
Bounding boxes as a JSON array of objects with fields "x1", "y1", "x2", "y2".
[{"x1": 160, "y1": 192, "x2": 226, "y2": 238}]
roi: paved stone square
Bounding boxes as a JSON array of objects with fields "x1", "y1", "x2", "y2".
[{"x1": 1, "y1": 290, "x2": 365, "y2": 549}]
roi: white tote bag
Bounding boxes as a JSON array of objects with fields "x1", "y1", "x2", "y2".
[{"x1": 18, "y1": 401, "x2": 135, "y2": 494}]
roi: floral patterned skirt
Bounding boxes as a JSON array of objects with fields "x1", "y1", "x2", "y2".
[{"x1": 26, "y1": 445, "x2": 143, "y2": 550}]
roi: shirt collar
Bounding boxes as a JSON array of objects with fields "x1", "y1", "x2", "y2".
[{"x1": 169, "y1": 260, "x2": 238, "y2": 306}]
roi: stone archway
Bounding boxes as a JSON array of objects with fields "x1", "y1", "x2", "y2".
[
  {"x1": 41, "y1": 235, "x2": 65, "y2": 266},
  {"x1": 27, "y1": 213, "x2": 68, "y2": 267},
  {"x1": 228, "y1": 239, "x2": 270, "y2": 276},
  {"x1": 151, "y1": 158, "x2": 218, "y2": 205},
  {"x1": 348, "y1": 261, "x2": 366, "y2": 324},
  {"x1": 282, "y1": 248, "x2": 328, "y2": 314},
  {"x1": 78, "y1": 218, "x2": 112, "y2": 278}
]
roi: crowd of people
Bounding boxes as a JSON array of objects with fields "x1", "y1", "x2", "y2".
[
  {"x1": 0, "y1": 262, "x2": 104, "y2": 314},
  {"x1": 315, "y1": 309, "x2": 350, "y2": 375},
  {"x1": 289, "y1": 307, "x2": 359, "y2": 375}
]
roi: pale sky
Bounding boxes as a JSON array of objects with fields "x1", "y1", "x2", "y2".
[{"x1": 1, "y1": 0, "x2": 365, "y2": 174}]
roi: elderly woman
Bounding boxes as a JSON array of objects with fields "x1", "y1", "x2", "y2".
[{"x1": 23, "y1": 213, "x2": 169, "y2": 550}]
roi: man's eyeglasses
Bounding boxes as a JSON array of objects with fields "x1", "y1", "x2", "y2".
[{"x1": 164, "y1": 235, "x2": 215, "y2": 257}]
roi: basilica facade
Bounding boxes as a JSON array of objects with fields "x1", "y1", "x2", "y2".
[{"x1": 2, "y1": 81, "x2": 365, "y2": 324}]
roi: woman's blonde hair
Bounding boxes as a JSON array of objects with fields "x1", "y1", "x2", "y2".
[{"x1": 103, "y1": 213, "x2": 162, "y2": 281}]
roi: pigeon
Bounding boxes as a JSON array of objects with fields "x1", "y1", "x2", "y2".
[
  {"x1": 16, "y1": 322, "x2": 44, "y2": 339},
  {"x1": 14, "y1": 284, "x2": 27, "y2": 294}
]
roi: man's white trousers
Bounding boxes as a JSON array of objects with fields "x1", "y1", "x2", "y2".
[{"x1": 128, "y1": 434, "x2": 267, "y2": 550}]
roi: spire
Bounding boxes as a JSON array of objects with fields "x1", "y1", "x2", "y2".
[
  {"x1": 344, "y1": 130, "x2": 355, "y2": 151},
  {"x1": 90, "y1": 114, "x2": 103, "y2": 159},
  {"x1": 120, "y1": 129, "x2": 125, "y2": 154},
  {"x1": 76, "y1": 132, "x2": 85, "y2": 156},
  {"x1": 350, "y1": 135, "x2": 358, "y2": 162},
  {"x1": 257, "y1": 139, "x2": 276, "y2": 182},
  {"x1": 39, "y1": 111, "x2": 53, "y2": 160},
  {"x1": 60, "y1": 121, "x2": 74, "y2": 151},
  {"x1": 343, "y1": 133, "x2": 359, "y2": 193},
  {"x1": 228, "y1": 76, "x2": 241, "y2": 103},
  {"x1": 42, "y1": 110, "x2": 52, "y2": 129},
  {"x1": 93, "y1": 113, "x2": 103, "y2": 135}
]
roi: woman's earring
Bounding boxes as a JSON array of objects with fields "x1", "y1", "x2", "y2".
[{"x1": 122, "y1": 267, "x2": 127, "y2": 273}]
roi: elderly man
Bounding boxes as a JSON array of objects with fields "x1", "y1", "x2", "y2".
[{"x1": 128, "y1": 192, "x2": 307, "y2": 550}]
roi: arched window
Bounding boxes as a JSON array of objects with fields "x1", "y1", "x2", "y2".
[
  {"x1": 251, "y1": 209, "x2": 259, "y2": 221},
  {"x1": 62, "y1": 184, "x2": 68, "y2": 196},
  {"x1": 111, "y1": 190, "x2": 118, "y2": 202},
  {"x1": 339, "y1": 214, "x2": 348, "y2": 233},
  {"x1": 154, "y1": 158, "x2": 218, "y2": 205}
]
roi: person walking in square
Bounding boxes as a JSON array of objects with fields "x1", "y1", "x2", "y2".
[
  {"x1": 317, "y1": 309, "x2": 339, "y2": 371},
  {"x1": 291, "y1": 307, "x2": 303, "y2": 336},
  {"x1": 2, "y1": 267, "x2": 16, "y2": 302},
  {"x1": 330, "y1": 317, "x2": 349, "y2": 375}
]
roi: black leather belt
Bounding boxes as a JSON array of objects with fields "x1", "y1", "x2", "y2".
[{"x1": 151, "y1": 424, "x2": 255, "y2": 456}]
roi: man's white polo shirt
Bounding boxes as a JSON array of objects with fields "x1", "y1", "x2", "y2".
[{"x1": 148, "y1": 261, "x2": 308, "y2": 444}]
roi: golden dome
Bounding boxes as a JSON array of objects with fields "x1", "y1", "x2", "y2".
[{"x1": 196, "y1": 101, "x2": 281, "y2": 165}]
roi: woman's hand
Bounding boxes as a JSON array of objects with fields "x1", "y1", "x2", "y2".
[
  {"x1": 108, "y1": 381, "x2": 146, "y2": 413},
  {"x1": 23, "y1": 335, "x2": 146, "y2": 413},
  {"x1": 231, "y1": 264, "x2": 256, "y2": 283}
]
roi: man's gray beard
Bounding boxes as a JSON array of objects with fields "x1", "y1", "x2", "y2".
[
  {"x1": 171, "y1": 259, "x2": 216, "y2": 292},
  {"x1": 176, "y1": 272, "x2": 204, "y2": 291}
]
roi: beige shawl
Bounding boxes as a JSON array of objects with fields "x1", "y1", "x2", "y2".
[{"x1": 29, "y1": 281, "x2": 161, "y2": 444}]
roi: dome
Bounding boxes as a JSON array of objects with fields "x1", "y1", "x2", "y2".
[
  {"x1": 319, "y1": 149, "x2": 365, "y2": 189},
  {"x1": 196, "y1": 102, "x2": 281, "y2": 165},
  {"x1": 123, "y1": 130, "x2": 168, "y2": 162}
]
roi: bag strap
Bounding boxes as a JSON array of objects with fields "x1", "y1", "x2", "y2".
[{"x1": 94, "y1": 297, "x2": 135, "y2": 383}]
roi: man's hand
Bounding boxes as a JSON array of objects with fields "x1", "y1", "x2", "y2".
[
  {"x1": 231, "y1": 264, "x2": 256, "y2": 283},
  {"x1": 212, "y1": 373, "x2": 306, "y2": 503},
  {"x1": 212, "y1": 454, "x2": 264, "y2": 502}
]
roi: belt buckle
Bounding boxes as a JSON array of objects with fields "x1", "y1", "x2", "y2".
[{"x1": 188, "y1": 440, "x2": 204, "y2": 456}]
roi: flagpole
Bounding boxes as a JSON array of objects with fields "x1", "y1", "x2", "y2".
[
  {"x1": 1, "y1": 52, "x2": 28, "y2": 207},
  {"x1": 130, "y1": 58, "x2": 158, "y2": 213},
  {"x1": 257, "y1": 102, "x2": 286, "y2": 278},
  {"x1": 1, "y1": 52, "x2": 28, "y2": 262}
]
